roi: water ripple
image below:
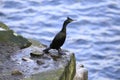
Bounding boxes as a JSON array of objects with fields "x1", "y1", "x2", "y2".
[{"x1": 0, "y1": 0, "x2": 120, "y2": 80}]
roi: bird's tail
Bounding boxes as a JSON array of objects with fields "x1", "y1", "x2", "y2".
[{"x1": 43, "y1": 48, "x2": 50, "y2": 53}]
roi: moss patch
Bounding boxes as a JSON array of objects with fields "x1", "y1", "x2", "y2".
[{"x1": 0, "y1": 22, "x2": 31, "y2": 49}]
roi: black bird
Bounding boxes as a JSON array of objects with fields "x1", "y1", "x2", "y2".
[{"x1": 43, "y1": 17, "x2": 74, "y2": 55}]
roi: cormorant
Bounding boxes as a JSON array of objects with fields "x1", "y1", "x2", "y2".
[{"x1": 43, "y1": 17, "x2": 74, "y2": 55}]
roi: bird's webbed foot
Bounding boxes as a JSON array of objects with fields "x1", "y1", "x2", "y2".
[{"x1": 58, "y1": 49, "x2": 66, "y2": 55}]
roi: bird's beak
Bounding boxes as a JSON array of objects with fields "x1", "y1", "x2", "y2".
[{"x1": 70, "y1": 19, "x2": 74, "y2": 22}]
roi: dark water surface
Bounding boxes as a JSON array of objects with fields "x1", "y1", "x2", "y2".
[{"x1": 0, "y1": 0, "x2": 120, "y2": 80}]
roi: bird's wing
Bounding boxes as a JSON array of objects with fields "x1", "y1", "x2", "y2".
[{"x1": 50, "y1": 32, "x2": 66, "y2": 49}]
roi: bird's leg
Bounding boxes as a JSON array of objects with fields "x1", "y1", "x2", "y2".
[
  {"x1": 43, "y1": 47, "x2": 50, "y2": 53},
  {"x1": 58, "y1": 48, "x2": 66, "y2": 55},
  {"x1": 58, "y1": 48, "x2": 61, "y2": 54}
]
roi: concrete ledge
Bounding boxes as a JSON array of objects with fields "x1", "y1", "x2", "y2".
[{"x1": 0, "y1": 22, "x2": 88, "y2": 80}]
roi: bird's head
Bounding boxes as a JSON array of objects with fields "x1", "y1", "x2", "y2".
[{"x1": 65, "y1": 17, "x2": 74, "y2": 24}]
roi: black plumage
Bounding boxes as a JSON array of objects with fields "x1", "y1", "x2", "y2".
[{"x1": 43, "y1": 17, "x2": 74, "y2": 54}]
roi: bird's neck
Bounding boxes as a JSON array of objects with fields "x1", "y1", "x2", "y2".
[{"x1": 61, "y1": 22, "x2": 68, "y2": 33}]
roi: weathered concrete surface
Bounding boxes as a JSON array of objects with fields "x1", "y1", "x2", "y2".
[
  {"x1": 0, "y1": 22, "x2": 76, "y2": 80},
  {"x1": 0, "y1": 40, "x2": 76, "y2": 80},
  {"x1": 12, "y1": 40, "x2": 76, "y2": 80}
]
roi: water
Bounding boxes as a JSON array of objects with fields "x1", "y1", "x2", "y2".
[{"x1": 0, "y1": 0, "x2": 120, "y2": 80}]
